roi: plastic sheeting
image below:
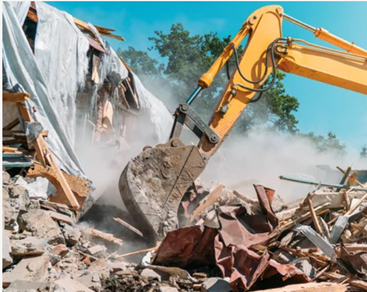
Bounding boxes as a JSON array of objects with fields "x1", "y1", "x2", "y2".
[
  {"x1": 88, "y1": 22, "x2": 172, "y2": 144},
  {"x1": 34, "y1": 2, "x2": 90, "y2": 147},
  {"x1": 2, "y1": 1, "x2": 85, "y2": 177},
  {"x1": 132, "y1": 72, "x2": 172, "y2": 143},
  {"x1": 3, "y1": 0, "x2": 173, "y2": 181}
]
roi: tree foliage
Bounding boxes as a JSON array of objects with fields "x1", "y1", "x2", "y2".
[
  {"x1": 361, "y1": 145, "x2": 367, "y2": 159},
  {"x1": 118, "y1": 23, "x2": 299, "y2": 132},
  {"x1": 118, "y1": 22, "x2": 347, "y2": 155},
  {"x1": 299, "y1": 131, "x2": 346, "y2": 155}
]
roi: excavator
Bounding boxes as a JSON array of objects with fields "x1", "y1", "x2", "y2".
[{"x1": 119, "y1": 5, "x2": 367, "y2": 241}]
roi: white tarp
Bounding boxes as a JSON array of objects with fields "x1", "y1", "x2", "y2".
[
  {"x1": 34, "y1": 2, "x2": 90, "y2": 147},
  {"x1": 132, "y1": 72, "x2": 172, "y2": 143},
  {"x1": 3, "y1": 1, "x2": 173, "y2": 181},
  {"x1": 2, "y1": 1, "x2": 85, "y2": 177}
]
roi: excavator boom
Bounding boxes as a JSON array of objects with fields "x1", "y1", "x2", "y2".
[{"x1": 119, "y1": 6, "x2": 367, "y2": 240}]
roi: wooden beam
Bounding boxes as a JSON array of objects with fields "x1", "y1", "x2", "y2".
[
  {"x1": 17, "y1": 103, "x2": 47, "y2": 166},
  {"x1": 2, "y1": 146, "x2": 21, "y2": 153},
  {"x1": 45, "y1": 153, "x2": 80, "y2": 210},
  {"x1": 307, "y1": 196, "x2": 323, "y2": 236},
  {"x1": 72, "y1": 17, "x2": 125, "y2": 41},
  {"x1": 249, "y1": 283, "x2": 346, "y2": 292},
  {"x1": 3, "y1": 92, "x2": 30, "y2": 103},
  {"x1": 3, "y1": 118, "x2": 20, "y2": 131}
]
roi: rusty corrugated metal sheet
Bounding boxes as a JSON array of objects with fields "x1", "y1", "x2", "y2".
[{"x1": 154, "y1": 185, "x2": 310, "y2": 292}]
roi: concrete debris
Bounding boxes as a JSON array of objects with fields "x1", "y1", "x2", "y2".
[
  {"x1": 3, "y1": 230, "x2": 13, "y2": 269},
  {"x1": 11, "y1": 236, "x2": 47, "y2": 257},
  {"x1": 4, "y1": 280, "x2": 51, "y2": 292},
  {"x1": 62, "y1": 224, "x2": 81, "y2": 246},
  {"x1": 54, "y1": 275, "x2": 94, "y2": 292},
  {"x1": 141, "y1": 268, "x2": 163, "y2": 281},
  {"x1": 2, "y1": 255, "x2": 50, "y2": 288},
  {"x1": 201, "y1": 277, "x2": 232, "y2": 292},
  {"x1": 86, "y1": 245, "x2": 106, "y2": 255},
  {"x1": 18, "y1": 209, "x2": 65, "y2": 245},
  {"x1": 3, "y1": 164, "x2": 367, "y2": 292}
]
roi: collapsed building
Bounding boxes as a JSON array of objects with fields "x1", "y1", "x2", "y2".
[
  {"x1": 2, "y1": 2, "x2": 367, "y2": 292},
  {"x1": 3, "y1": 1, "x2": 172, "y2": 213}
]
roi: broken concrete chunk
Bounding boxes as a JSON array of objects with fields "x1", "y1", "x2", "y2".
[
  {"x1": 50, "y1": 244, "x2": 69, "y2": 258},
  {"x1": 11, "y1": 237, "x2": 47, "y2": 257},
  {"x1": 141, "y1": 268, "x2": 162, "y2": 281},
  {"x1": 4, "y1": 280, "x2": 51, "y2": 292},
  {"x1": 159, "y1": 287, "x2": 179, "y2": 292},
  {"x1": 107, "y1": 261, "x2": 127, "y2": 272},
  {"x1": 3, "y1": 230, "x2": 13, "y2": 269},
  {"x1": 293, "y1": 259, "x2": 315, "y2": 278},
  {"x1": 76, "y1": 272, "x2": 102, "y2": 291},
  {"x1": 87, "y1": 245, "x2": 106, "y2": 255},
  {"x1": 18, "y1": 209, "x2": 65, "y2": 245},
  {"x1": 2, "y1": 255, "x2": 50, "y2": 288},
  {"x1": 87, "y1": 259, "x2": 111, "y2": 278},
  {"x1": 201, "y1": 277, "x2": 232, "y2": 292},
  {"x1": 46, "y1": 211, "x2": 74, "y2": 225},
  {"x1": 62, "y1": 224, "x2": 81, "y2": 246},
  {"x1": 54, "y1": 275, "x2": 94, "y2": 292},
  {"x1": 3, "y1": 171, "x2": 11, "y2": 184},
  {"x1": 3, "y1": 200, "x2": 15, "y2": 230},
  {"x1": 8, "y1": 185, "x2": 28, "y2": 199}
]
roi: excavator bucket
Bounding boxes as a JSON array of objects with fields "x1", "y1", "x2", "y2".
[{"x1": 119, "y1": 137, "x2": 206, "y2": 241}]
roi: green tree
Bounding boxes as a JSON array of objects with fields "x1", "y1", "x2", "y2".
[
  {"x1": 361, "y1": 145, "x2": 367, "y2": 159},
  {"x1": 118, "y1": 23, "x2": 299, "y2": 133},
  {"x1": 299, "y1": 131, "x2": 346, "y2": 156}
]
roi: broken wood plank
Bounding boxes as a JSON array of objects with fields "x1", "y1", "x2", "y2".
[
  {"x1": 269, "y1": 203, "x2": 330, "y2": 240},
  {"x1": 342, "y1": 190, "x2": 350, "y2": 211},
  {"x1": 307, "y1": 196, "x2": 323, "y2": 236},
  {"x1": 45, "y1": 153, "x2": 80, "y2": 210},
  {"x1": 72, "y1": 17, "x2": 125, "y2": 41},
  {"x1": 2, "y1": 146, "x2": 21, "y2": 153},
  {"x1": 345, "y1": 190, "x2": 367, "y2": 216},
  {"x1": 87, "y1": 245, "x2": 106, "y2": 255},
  {"x1": 343, "y1": 244, "x2": 367, "y2": 252},
  {"x1": 86, "y1": 228, "x2": 123, "y2": 246},
  {"x1": 347, "y1": 172, "x2": 358, "y2": 186},
  {"x1": 46, "y1": 211, "x2": 75, "y2": 225},
  {"x1": 248, "y1": 282, "x2": 346, "y2": 292},
  {"x1": 190, "y1": 184, "x2": 224, "y2": 223},
  {"x1": 2, "y1": 91, "x2": 30, "y2": 103},
  {"x1": 113, "y1": 217, "x2": 143, "y2": 238},
  {"x1": 116, "y1": 246, "x2": 158, "y2": 259},
  {"x1": 3, "y1": 118, "x2": 20, "y2": 130},
  {"x1": 17, "y1": 103, "x2": 47, "y2": 166},
  {"x1": 337, "y1": 166, "x2": 364, "y2": 188},
  {"x1": 349, "y1": 280, "x2": 367, "y2": 291}
]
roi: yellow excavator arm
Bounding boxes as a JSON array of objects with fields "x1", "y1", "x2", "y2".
[
  {"x1": 195, "y1": 5, "x2": 367, "y2": 158},
  {"x1": 119, "y1": 5, "x2": 367, "y2": 240}
]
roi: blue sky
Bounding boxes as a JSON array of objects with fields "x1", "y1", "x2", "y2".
[{"x1": 49, "y1": 1, "x2": 367, "y2": 151}]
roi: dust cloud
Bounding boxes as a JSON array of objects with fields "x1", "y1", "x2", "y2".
[{"x1": 201, "y1": 129, "x2": 366, "y2": 202}]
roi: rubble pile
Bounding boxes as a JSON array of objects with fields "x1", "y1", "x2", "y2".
[{"x1": 3, "y1": 167, "x2": 367, "y2": 292}]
